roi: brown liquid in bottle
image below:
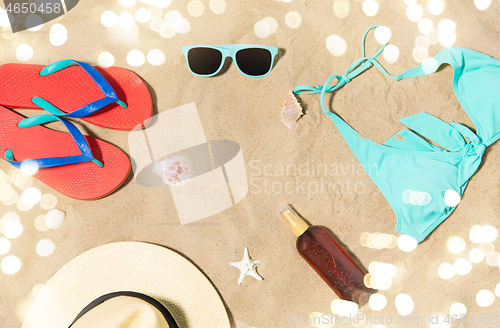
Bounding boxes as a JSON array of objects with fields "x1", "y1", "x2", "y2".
[{"x1": 279, "y1": 205, "x2": 374, "y2": 305}]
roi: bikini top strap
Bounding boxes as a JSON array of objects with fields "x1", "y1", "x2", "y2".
[
  {"x1": 397, "y1": 47, "x2": 459, "y2": 80},
  {"x1": 294, "y1": 25, "x2": 401, "y2": 115}
]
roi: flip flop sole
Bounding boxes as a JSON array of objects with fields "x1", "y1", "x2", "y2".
[
  {"x1": 0, "y1": 64, "x2": 152, "y2": 130},
  {"x1": 0, "y1": 106, "x2": 131, "y2": 200}
]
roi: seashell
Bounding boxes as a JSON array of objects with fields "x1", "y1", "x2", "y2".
[
  {"x1": 281, "y1": 91, "x2": 304, "y2": 132},
  {"x1": 153, "y1": 155, "x2": 192, "y2": 186}
]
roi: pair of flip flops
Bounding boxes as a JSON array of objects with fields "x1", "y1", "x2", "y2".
[{"x1": 0, "y1": 60, "x2": 153, "y2": 200}]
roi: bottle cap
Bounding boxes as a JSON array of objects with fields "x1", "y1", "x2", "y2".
[{"x1": 279, "y1": 204, "x2": 309, "y2": 237}]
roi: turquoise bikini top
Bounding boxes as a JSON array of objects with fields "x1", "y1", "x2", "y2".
[{"x1": 294, "y1": 25, "x2": 500, "y2": 243}]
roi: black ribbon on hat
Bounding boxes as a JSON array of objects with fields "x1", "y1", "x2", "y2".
[{"x1": 69, "y1": 291, "x2": 179, "y2": 328}]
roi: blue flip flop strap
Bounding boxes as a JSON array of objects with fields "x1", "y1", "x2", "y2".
[
  {"x1": 30, "y1": 59, "x2": 127, "y2": 120},
  {"x1": 4, "y1": 115, "x2": 103, "y2": 169}
]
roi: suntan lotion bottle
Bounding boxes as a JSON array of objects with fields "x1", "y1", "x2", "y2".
[{"x1": 279, "y1": 204, "x2": 374, "y2": 305}]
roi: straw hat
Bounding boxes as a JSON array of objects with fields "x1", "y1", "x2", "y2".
[{"x1": 23, "y1": 242, "x2": 230, "y2": 328}]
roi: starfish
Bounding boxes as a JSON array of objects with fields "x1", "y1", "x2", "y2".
[{"x1": 230, "y1": 248, "x2": 263, "y2": 285}]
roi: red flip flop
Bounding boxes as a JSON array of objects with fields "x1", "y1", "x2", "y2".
[
  {"x1": 0, "y1": 60, "x2": 152, "y2": 130},
  {"x1": 0, "y1": 106, "x2": 130, "y2": 200}
]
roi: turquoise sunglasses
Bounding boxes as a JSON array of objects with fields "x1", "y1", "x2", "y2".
[{"x1": 182, "y1": 44, "x2": 278, "y2": 77}]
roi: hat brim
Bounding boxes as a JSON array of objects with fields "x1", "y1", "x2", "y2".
[{"x1": 23, "y1": 242, "x2": 230, "y2": 328}]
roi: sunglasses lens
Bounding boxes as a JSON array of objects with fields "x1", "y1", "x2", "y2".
[
  {"x1": 187, "y1": 47, "x2": 223, "y2": 75},
  {"x1": 235, "y1": 48, "x2": 273, "y2": 76}
]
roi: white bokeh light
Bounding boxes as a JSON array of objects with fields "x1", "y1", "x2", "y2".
[
  {"x1": 254, "y1": 20, "x2": 271, "y2": 39},
  {"x1": 285, "y1": 11, "x2": 302, "y2": 29},
  {"x1": 263, "y1": 17, "x2": 278, "y2": 34},
  {"x1": 36, "y1": 239, "x2": 56, "y2": 257},
  {"x1": 35, "y1": 215, "x2": 49, "y2": 232},
  {"x1": 383, "y1": 44, "x2": 400, "y2": 64},
  {"x1": 475, "y1": 0, "x2": 492, "y2": 10},
  {"x1": 101, "y1": 10, "x2": 118, "y2": 27},
  {"x1": 476, "y1": 290, "x2": 495, "y2": 307},
  {"x1": 2, "y1": 212, "x2": 20, "y2": 224},
  {"x1": 415, "y1": 36, "x2": 430, "y2": 49},
  {"x1": 17, "y1": 196, "x2": 33, "y2": 211},
  {"x1": 159, "y1": 22, "x2": 175, "y2": 38},
  {"x1": 0, "y1": 237, "x2": 11, "y2": 255},
  {"x1": 395, "y1": 294, "x2": 414, "y2": 316},
  {"x1": 40, "y1": 195, "x2": 56, "y2": 211},
  {"x1": 10, "y1": 170, "x2": 32, "y2": 190},
  {"x1": 370, "y1": 276, "x2": 393, "y2": 290},
  {"x1": 127, "y1": 50, "x2": 146, "y2": 67},
  {"x1": 172, "y1": 17, "x2": 191, "y2": 34},
  {"x1": 479, "y1": 242, "x2": 494, "y2": 255},
  {"x1": 49, "y1": 24, "x2": 68, "y2": 47},
  {"x1": 331, "y1": 299, "x2": 358, "y2": 317},
  {"x1": 31, "y1": 284, "x2": 44, "y2": 299},
  {"x1": 147, "y1": 49, "x2": 166, "y2": 66},
  {"x1": 121, "y1": 26, "x2": 139, "y2": 43},
  {"x1": 482, "y1": 225, "x2": 497, "y2": 243},
  {"x1": 428, "y1": 0, "x2": 444, "y2": 15},
  {"x1": 447, "y1": 237, "x2": 465, "y2": 253},
  {"x1": 450, "y1": 302, "x2": 467, "y2": 317},
  {"x1": 334, "y1": 0, "x2": 350, "y2": 18},
  {"x1": 0, "y1": 188, "x2": 16, "y2": 205},
  {"x1": 135, "y1": 8, "x2": 152, "y2": 23},
  {"x1": 20, "y1": 162, "x2": 38, "y2": 176},
  {"x1": 406, "y1": 4, "x2": 423, "y2": 22},
  {"x1": 444, "y1": 189, "x2": 460, "y2": 207},
  {"x1": 209, "y1": 0, "x2": 226, "y2": 14},
  {"x1": 97, "y1": 52, "x2": 115, "y2": 68},
  {"x1": 374, "y1": 26, "x2": 391, "y2": 44},
  {"x1": 148, "y1": 5, "x2": 162, "y2": 19},
  {"x1": 124, "y1": 27, "x2": 140, "y2": 40},
  {"x1": 3, "y1": 221, "x2": 23, "y2": 239},
  {"x1": 418, "y1": 18, "x2": 433, "y2": 34},
  {"x1": 398, "y1": 235, "x2": 417, "y2": 252},
  {"x1": 470, "y1": 225, "x2": 484, "y2": 243},
  {"x1": 454, "y1": 258, "x2": 472, "y2": 275},
  {"x1": 44, "y1": 209, "x2": 65, "y2": 230},
  {"x1": 150, "y1": 17, "x2": 165, "y2": 31},
  {"x1": 3, "y1": 26, "x2": 16, "y2": 40},
  {"x1": 486, "y1": 252, "x2": 499, "y2": 266},
  {"x1": 188, "y1": 1, "x2": 204, "y2": 17},
  {"x1": 369, "y1": 262, "x2": 397, "y2": 278},
  {"x1": 495, "y1": 283, "x2": 500, "y2": 297},
  {"x1": 119, "y1": 12, "x2": 135, "y2": 29},
  {"x1": 469, "y1": 248, "x2": 485, "y2": 263},
  {"x1": 362, "y1": 0, "x2": 379, "y2": 17},
  {"x1": 326, "y1": 35, "x2": 347, "y2": 57},
  {"x1": 16, "y1": 44, "x2": 34, "y2": 62},
  {"x1": 364, "y1": 274, "x2": 372, "y2": 288},
  {"x1": 438, "y1": 19, "x2": 456, "y2": 33},
  {"x1": 1, "y1": 255, "x2": 21, "y2": 274},
  {"x1": 438, "y1": 263, "x2": 455, "y2": 279},
  {"x1": 0, "y1": 8, "x2": 10, "y2": 27},
  {"x1": 164, "y1": 10, "x2": 181, "y2": 26},
  {"x1": 369, "y1": 293, "x2": 387, "y2": 311},
  {"x1": 22, "y1": 187, "x2": 41, "y2": 206}
]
